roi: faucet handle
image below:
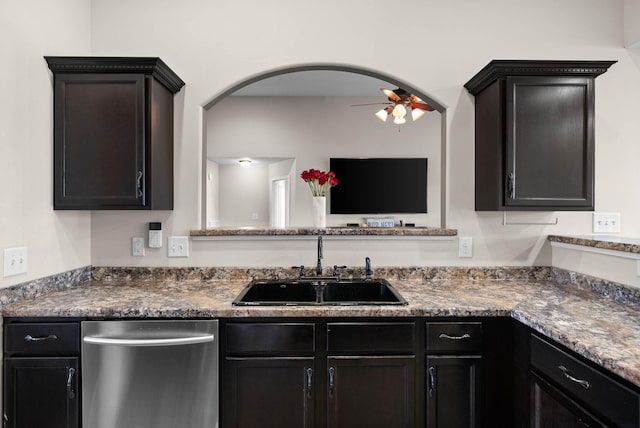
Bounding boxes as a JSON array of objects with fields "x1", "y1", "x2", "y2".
[
  {"x1": 333, "y1": 265, "x2": 347, "y2": 277},
  {"x1": 291, "y1": 265, "x2": 305, "y2": 279}
]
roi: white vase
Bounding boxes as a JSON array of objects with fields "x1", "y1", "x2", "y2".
[{"x1": 313, "y1": 196, "x2": 326, "y2": 228}]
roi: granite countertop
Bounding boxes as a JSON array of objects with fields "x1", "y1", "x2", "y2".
[
  {"x1": 190, "y1": 226, "x2": 458, "y2": 237},
  {"x1": 3, "y1": 275, "x2": 639, "y2": 388},
  {"x1": 549, "y1": 234, "x2": 640, "y2": 254}
]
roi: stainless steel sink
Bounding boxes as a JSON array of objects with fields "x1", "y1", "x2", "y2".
[{"x1": 232, "y1": 279, "x2": 407, "y2": 306}]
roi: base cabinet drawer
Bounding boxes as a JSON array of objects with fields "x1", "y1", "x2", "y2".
[{"x1": 531, "y1": 334, "x2": 640, "y2": 427}]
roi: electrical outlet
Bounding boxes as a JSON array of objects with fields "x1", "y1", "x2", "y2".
[
  {"x1": 132, "y1": 237, "x2": 145, "y2": 256},
  {"x1": 458, "y1": 237, "x2": 473, "y2": 258},
  {"x1": 593, "y1": 212, "x2": 620, "y2": 233},
  {"x1": 167, "y1": 236, "x2": 189, "y2": 257},
  {"x1": 4, "y1": 247, "x2": 28, "y2": 277}
]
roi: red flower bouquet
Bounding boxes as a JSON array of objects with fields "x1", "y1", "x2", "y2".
[{"x1": 300, "y1": 168, "x2": 338, "y2": 197}]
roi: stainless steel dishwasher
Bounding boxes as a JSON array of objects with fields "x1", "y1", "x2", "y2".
[{"x1": 81, "y1": 320, "x2": 218, "y2": 428}]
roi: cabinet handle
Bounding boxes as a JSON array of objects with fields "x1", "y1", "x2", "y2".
[
  {"x1": 428, "y1": 366, "x2": 436, "y2": 397},
  {"x1": 24, "y1": 334, "x2": 58, "y2": 342},
  {"x1": 67, "y1": 367, "x2": 76, "y2": 399},
  {"x1": 306, "y1": 368, "x2": 313, "y2": 399},
  {"x1": 328, "y1": 366, "x2": 335, "y2": 399},
  {"x1": 508, "y1": 172, "x2": 515, "y2": 199},
  {"x1": 438, "y1": 333, "x2": 471, "y2": 341},
  {"x1": 558, "y1": 365, "x2": 591, "y2": 390},
  {"x1": 136, "y1": 171, "x2": 143, "y2": 198}
]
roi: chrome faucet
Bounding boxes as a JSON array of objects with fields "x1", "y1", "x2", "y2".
[{"x1": 316, "y1": 236, "x2": 323, "y2": 276}]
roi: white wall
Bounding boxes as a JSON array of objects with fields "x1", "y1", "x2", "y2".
[
  {"x1": 625, "y1": 0, "x2": 640, "y2": 47},
  {"x1": 80, "y1": 1, "x2": 640, "y2": 276},
  {"x1": 0, "y1": 0, "x2": 92, "y2": 288}
]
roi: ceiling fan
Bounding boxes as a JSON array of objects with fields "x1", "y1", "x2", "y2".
[{"x1": 354, "y1": 88, "x2": 435, "y2": 125}]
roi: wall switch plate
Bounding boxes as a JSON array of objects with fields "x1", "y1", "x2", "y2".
[
  {"x1": 458, "y1": 237, "x2": 473, "y2": 258},
  {"x1": 168, "y1": 236, "x2": 189, "y2": 257},
  {"x1": 593, "y1": 212, "x2": 620, "y2": 233},
  {"x1": 4, "y1": 247, "x2": 28, "y2": 277},
  {"x1": 132, "y1": 237, "x2": 145, "y2": 256}
]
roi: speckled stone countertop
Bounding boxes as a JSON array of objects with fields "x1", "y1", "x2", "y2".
[
  {"x1": 190, "y1": 226, "x2": 458, "y2": 237},
  {"x1": 549, "y1": 234, "x2": 640, "y2": 254},
  {"x1": 3, "y1": 270, "x2": 640, "y2": 388}
]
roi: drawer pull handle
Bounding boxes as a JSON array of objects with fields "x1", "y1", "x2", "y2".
[
  {"x1": 24, "y1": 334, "x2": 58, "y2": 342},
  {"x1": 438, "y1": 333, "x2": 471, "y2": 341},
  {"x1": 558, "y1": 365, "x2": 591, "y2": 390}
]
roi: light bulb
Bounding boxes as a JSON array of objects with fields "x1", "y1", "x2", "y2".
[
  {"x1": 392, "y1": 104, "x2": 407, "y2": 118},
  {"x1": 411, "y1": 108, "x2": 426, "y2": 121},
  {"x1": 375, "y1": 109, "x2": 389, "y2": 122}
]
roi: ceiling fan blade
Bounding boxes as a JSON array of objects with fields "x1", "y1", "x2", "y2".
[
  {"x1": 410, "y1": 101, "x2": 435, "y2": 111},
  {"x1": 351, "y1": 102, "x2": 393, "y2": 107},
  {"x1": 381, "y1": 88, "x2": 401, "y2": 102}
]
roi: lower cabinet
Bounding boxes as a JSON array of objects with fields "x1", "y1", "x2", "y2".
[
  {"x1": 222, "y1": 319, "x2": 417, "y2": 428},
  {"x1": 530, "y1": 372, "x2": 606, "y2": 427},
  {"x1": 4, "y1": 358, "x2": 79, "y2": 428},
  {"x1": 3, "y1": 321, "x2": 80, "y2": 428},
  {"x1": 225, "y1": 357, "x2": 315, "y2": 428},
  {"x1": 426, "y1": 355, "x2": 482, "y2": 428},
  {"x1": 327, "y1": 356, "x2": 415, "y2": 428}
]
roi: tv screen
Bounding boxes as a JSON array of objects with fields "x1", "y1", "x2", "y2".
[{"x1": 329, "y1": 158, "x2": 428, "y2": 214}]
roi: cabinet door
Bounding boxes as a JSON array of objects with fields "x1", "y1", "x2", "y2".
[
  {"x1": 224, "y1": 357, "x2": 315, "y2": 428},
  {"x1": 530, "y1": 372, "x2": 606, "y2": 428},
  {"x1": 327, "y1": 356, "x2": 415, "y2": 428},
  {"x1": 426, "y1": 355, "x2": 481, "y2": 428},
  {"x1": 505, "y1": 76, "x2": 594, "y2": 209},
  {"x1": 54, "y1": 73, "x2": 146, "y2": 209},
  {"x1": 4, "y1": 357, "x2": 79, "y2": 428}
]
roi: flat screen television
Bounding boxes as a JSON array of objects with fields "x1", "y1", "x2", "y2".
[{"x1": 329, "y1": 158, "x2": 428, "y2": 214}]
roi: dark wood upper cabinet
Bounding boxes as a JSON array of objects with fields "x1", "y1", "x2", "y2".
[
  {"x1": 45, "y1": 57, "x2": 184, "y2": 210},
  {"x1": 464, "y1": 60, "x2": 615, "y2": 211}
]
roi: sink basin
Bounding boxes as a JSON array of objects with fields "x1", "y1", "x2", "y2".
[
  {"x1": 322, "y1": 280, "x2": 406, "y2": 305},
  {"x1": 233, "y1": 281, "x2": 318, "y2": 305},
  {"x1": 232, "y1": 279, "x2": 407, "y2": 306}
]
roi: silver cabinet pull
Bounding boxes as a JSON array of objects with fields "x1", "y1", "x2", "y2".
[
  {"x1": 558, "y1": 365, "x2": 591, "y2": 390},
  {"x1": 83, "y1": 334, "x2": 214, "y2": 347},
  {"x1": 136, "y1": 170, "x2": 143, "y2": 198},
  {"x1": 67, "y1": 367, "x2": 76, "y2": 399},
  {"x1": 24, "y1": 334, "x2": 58, "y2": 342},
  {"x1": 306, "y1": 368, "x2": 313, "y2": 399},
  {"x1": 438, "y1": 333, "x2": 471, "y2": 341},
  {"x1": 328, "y1": 366, "x2": 335, "y2": 399},
  {"x1": 508, "y1": 172, "x2": 515, "y2": 199},
  {"x1": 428, "y1": 366, "x2": 436, "y2": 397}
]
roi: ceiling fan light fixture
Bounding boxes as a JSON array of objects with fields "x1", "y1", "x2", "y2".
[
  {"x1": 375, "y1": 109, "x2": 389, "y2": 122},
  {"x1": 392, "y1": 104, "x2": 407, "y2": 118},
  {"x1": 393, "y1": 116, "x2": 406, "y2": 125},
  {"x1": 411, "y1": 108, "x2": 426, "y2": 121}
]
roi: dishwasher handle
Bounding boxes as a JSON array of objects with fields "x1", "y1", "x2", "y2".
[{"x1": 83, "y1": 334, "x2": 215, "y2": 347}]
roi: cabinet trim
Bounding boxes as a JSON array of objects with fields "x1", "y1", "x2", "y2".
[{"x1": 464, "y1": 60, "x2": 616, "y2": 95}]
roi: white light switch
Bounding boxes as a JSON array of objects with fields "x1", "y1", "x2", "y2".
[
  {"x1": 593, "y1": 212, "x2": 620, "y2": 233},
  {"x1": 132, "y1": 237, "x2": 145, "y2": 256},
  {"x1": 4, "y1": 247, "x2": 28, "y2": 277},
  {"x1": 168, "y1": 236, "x2": 189, "y2": 257},
  {"x1": 458, "y1": 237, "x2": 473, "y2": 258}
]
